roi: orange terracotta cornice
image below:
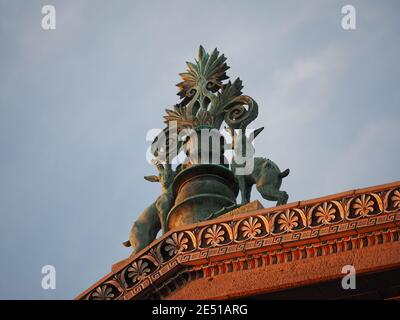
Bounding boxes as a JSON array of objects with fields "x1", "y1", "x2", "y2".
[{"x1": 76, "y1": 181, "x2": 400, "y2": 300}]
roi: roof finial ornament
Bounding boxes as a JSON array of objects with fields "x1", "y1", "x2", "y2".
[{"x1": 125, "y1": 46, "x2": 289, "y2": 254}]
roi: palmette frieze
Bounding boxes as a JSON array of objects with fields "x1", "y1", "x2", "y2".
[{"x1": 78, "y1": 182, "x2": 400, "y2": 300}]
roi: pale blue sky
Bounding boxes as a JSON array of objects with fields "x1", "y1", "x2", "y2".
[{"x1": 0, "y1": 0, "x2": 399, "y2": 299}]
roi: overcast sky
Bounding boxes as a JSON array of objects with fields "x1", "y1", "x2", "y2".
[{"x1": 0, "y1": 0, "x2": 399, "y2": 299}]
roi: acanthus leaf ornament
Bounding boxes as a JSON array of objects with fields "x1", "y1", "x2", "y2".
[
  {"x1": 392, "y1": 190, "x2": 400, "y2": 209},
  {"x1": 315, "y1": 202, "x2": 337, "y2": 225},
  {"x1": 277, "y1": 210, "x2": 299, "y2": 232},
  {"x1": 163, "y1": 46, "x2": 258, "y2": 133},
  {"x1": 91, "y1": 285, "x2": 115, "y2": 300},
  {"x1": 352, "y1": 194, "x2": 375, "y2": 217},
  {"x1": 204, "y1": 224, "x2": 226, "y2": 246},
  {"x1": 241, "y1": 216, "x2": 262, "y2": 239},
  {"x1": 127, "y1": 260, "x2": 151, "y2": 283},
  {"x1": 165, "y1": 232, "x2": 189, "y2": 256}
]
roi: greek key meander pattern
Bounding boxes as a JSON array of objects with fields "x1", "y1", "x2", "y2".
[
  {"x1": 80, "y1": 184, "x2": 400, "y2": 300},
  {"x1": 142, "y1": 227, "x2": 400, "y2": 300}
]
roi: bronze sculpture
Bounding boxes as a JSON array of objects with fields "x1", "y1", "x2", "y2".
[
  {"x1": 227, "y1": 126, "x2": 289, "y2": 205},
  {"x1": 125, "y1": 46, "x2": 290, "y2": 254},
  {"x1": 123, "y1": 161, "x2": 176, "y2": 252},
  {"x1": 237, "y1": 157, "x2": 289, "y2": 206}
]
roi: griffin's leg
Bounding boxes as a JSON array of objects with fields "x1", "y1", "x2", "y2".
[
  {"x1": 257, "y1": 185, "x2": 289, "y2": 206},
  {"x1": 127, "y1": 203, "x2": 161, "y2": 254},
  {"x1": 156, "y1": 194, "x2": 173, "y2": 235},
  {"x1": 244, "y1": 182, "x2": 253, "y2": 205},
  {"x1": 237, "y1": 175, "x2": 250, "y2": 204}
]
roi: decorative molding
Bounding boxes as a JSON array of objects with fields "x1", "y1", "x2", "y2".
[
  {"x1": 143, "y1": 227, "x2": 400, "y2": 300},
  {"x1": 76, "y1": 181, "x2": 400, "y2": 300}
]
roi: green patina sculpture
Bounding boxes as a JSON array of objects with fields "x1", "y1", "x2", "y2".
[
  {"x1": 123, "y1": 161, "x2": 176, "y2": 251},
  {"x1": 164, "y1": 46, "x2": 259, "y2": 131},
  {"x1": 125, "y1": 46, "x2": 290, "y2": 253},
  {"x1": 235, "y1": 157, "x2": 289, "y2": 205},
  {"x1": 227, "y1": 126, "x2": 290, "y2": 206}
]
